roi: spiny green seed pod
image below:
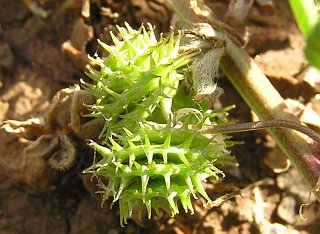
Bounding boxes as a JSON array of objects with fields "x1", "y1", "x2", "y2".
[
  {"x1": 85, "y1": 117, "x2": 234, "y2": 226},
  {"x1": 83, "y1": 23, "x2": 236, "y2": 226},
  {"x1": 83, "y1": 22, "x2": 197, "y2": 138}
]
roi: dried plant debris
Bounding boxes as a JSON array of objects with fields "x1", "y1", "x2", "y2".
[
  {"x1": 23, "y1": 134, "x2": 76, "y2": 170},
  {"x1": 1, "y1": 85, "x2": 104, "y2": 171},
  {"x1": 70, "y1": 89, "x2": 105, "y2": 139},
  {"x1": 62, "y1": 19, "x2": 94, "y2": 70},
  {"x1": 1, "y1": 118, "x2": 48, "y2": 141},
  {"x1": 180, "y1": 23, "x2": 226, "y2": 103}
]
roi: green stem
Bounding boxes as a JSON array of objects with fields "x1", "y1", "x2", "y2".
[
  {"x1": 165, "y1": 0, "x2": 320, "y2": 201},
  {"x1": 220, "y1": 27, "x2": 320, "y2": 202},
  {"x1": 201, "y1": 120, "x2": 320, "y2": 143}
]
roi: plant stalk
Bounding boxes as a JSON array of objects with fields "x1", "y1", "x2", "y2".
[
  {"x1": 201, "y1": 120, "x2": 320, "y2": 144},
  {"x1": 165, "y1": 0, "x2": 320, "y2": 201},
  {"x1": 220, "y1": 28, "x2": 320, "y2": 202}
]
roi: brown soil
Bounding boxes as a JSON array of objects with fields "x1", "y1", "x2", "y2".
[{"x1": 0, "y1": 0, "x2": 319, "y2": 233}]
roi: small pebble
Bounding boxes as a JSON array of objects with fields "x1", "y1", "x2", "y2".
[{"x1": 277, "y1": 195, "x2": 296, "y2": 224}]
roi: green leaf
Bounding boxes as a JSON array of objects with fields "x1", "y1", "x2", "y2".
[
  {"x1": 289, "y1": 0, "x2": 318, "y2": 37},
  {"x1": 305, "y1": 20, "x2": 320, "y2": 70}
]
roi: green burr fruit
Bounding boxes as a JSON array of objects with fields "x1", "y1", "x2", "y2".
[{"x1": 84, "y1": 23, "x2": 236, "y2": 226}]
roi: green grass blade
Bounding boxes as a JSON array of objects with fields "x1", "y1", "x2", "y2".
[
  {"x1": 289, "y1": 0, "x2": 318, "y2": 37},
  {"x1": 305, "y1": 20, "x2": 320, "y2": 69}
]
